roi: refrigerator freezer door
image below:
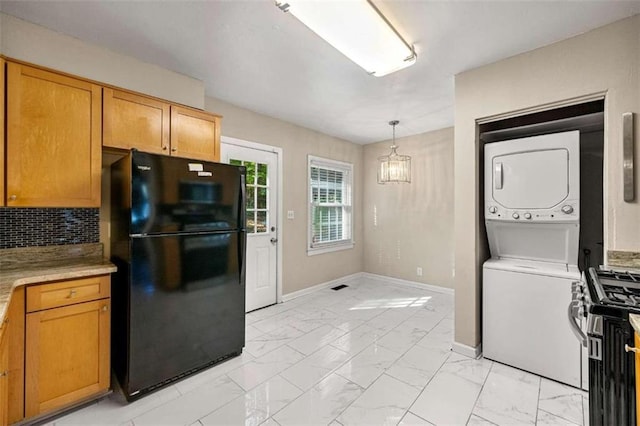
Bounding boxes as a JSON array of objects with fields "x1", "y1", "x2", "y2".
[
  {"x1": 131, "y1": 151, "x2": 244, "y2": 235},
  {"x1": 125, "y1": 232, "x2": 245, "y2": 397}
]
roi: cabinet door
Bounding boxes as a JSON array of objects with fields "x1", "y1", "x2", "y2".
[
  {"x1": 170, "y1": 105, "x2": 220, "y2": 162},
  {"x1": 7, "y1": 287, "x2": 25, "y2": 424},
  {"x1": 103, "y1": 88, "x2": 170, "y2": 154},
  {"x1": 0, "y1": 318, "x2": 8, "y2": 426},
  {"x1": 0, "y1": 59, "x2": 5, "y2": 207},
  {"x1": 25, "y1": 299, "x2": 110, "y2": 417},
  {"x1": 6, "y1": 63, "x2": 102, "y2": 207}
]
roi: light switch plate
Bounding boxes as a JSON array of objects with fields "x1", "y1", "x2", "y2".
[{"x1": 287, "y1": 210, "x2": 295, "y2": 219}]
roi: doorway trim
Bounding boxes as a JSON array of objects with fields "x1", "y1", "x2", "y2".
[{"x1": 221, "y1": 135, "x2": 284, "y2": 304}]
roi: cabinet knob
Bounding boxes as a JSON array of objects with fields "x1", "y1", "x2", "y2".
[
  {"x1": 171, "y1": 147, "x2": 177, "y2": 152},
  {"x1": 162, "y1": 145, "x2": 168, "y2": 151},
  {"x1": 0, "y1": 371, "x2": 8, "y2": 378},
  {"x1": 9, "y1": 195, "x2": 17, "y2": 201},
  {"x1": 625, "y1": 344, "x2": 640, "y2": 354},
  {"x1": 102, "y1": 305, "x2": 109, "y2": 312},
  {"x1": 69, "y1": 289, "x2": 77, "y2": 298}
]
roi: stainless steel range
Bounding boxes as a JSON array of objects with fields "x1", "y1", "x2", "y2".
[{"x1": 584, "y1": 267, "x2": 640, "y2": 426}]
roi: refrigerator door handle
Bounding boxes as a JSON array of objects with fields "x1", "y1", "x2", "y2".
[
  {"x1": 239, "y1": 231, "x2": 246, "y2": 286},
  {"x1": 239, "y1": 172, "x2": 246, "y2": 229},
  {"x1": 238, "y1": 172, "x2": 246, "y2": 286}
]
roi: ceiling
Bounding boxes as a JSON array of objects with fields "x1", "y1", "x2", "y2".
[{"x1": 2, "y1": 1, "x2": 639, "y2": 144}]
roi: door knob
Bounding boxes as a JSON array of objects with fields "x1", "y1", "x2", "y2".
[{"x1": 270, "y1": 238, "x2": 278, "y2": 244}]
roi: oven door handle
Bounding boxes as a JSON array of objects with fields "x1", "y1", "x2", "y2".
[{"x1": 567, "y1": 300, "x2": 588, "y2": 347}]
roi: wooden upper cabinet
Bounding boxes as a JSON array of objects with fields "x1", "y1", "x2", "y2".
[
  {"x1": 0, "y1": 59, "x2": 5, "y2": 207},
  {"x1": 170, "y1": 105, "x2": 220, "y2": 162},
  {"x1": 6, "y1": 63, "x2": 102, "y2": 207},
  {"x1": 103, "y1": 88, "x2": 170, "y2": 154}
]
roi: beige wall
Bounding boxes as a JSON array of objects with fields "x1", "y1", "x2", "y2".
[
  {"x1": 363, "y1": 127, "x2": 455, "y2": 289},
  {"x1": 0, "y1": 13, "x2": 204, "y2": 108},
  {"x1": 205, "y1": 97, "x2": 364, "y2": 296},
  {"x1": 454, "y1": 15, "x2": 640, "y2": 348}
]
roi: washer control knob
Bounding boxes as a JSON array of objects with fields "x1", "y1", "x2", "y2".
[
  {"x1": 489, "y1": 206, "x2": 497, "y2": 214},
  {"x1": 512, "y1": 212, "x2": 520, "y2": 219},
  {"x1": 524, "y1": 212, "x2": 532, "y2": 220},
  {"x1": 561, "y1": 205, "x2": 574, "y2": 214}
]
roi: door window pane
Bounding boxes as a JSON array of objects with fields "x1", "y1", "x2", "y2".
[
  {"x1": 256, "y1": 211, "x2": 267, "y2": 233},
  {"x1": 257, "y1": 188, "x2": 267, "y2": 209},
  {"x1": 230, "y1": 158, "x2": 270, "y2": 235},
  {"x1": 258, "y1": 163, "x2": 268, "y2": 185}
]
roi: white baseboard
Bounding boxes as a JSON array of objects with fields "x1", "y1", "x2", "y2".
[
  {"x1": 281, "y1": 272, "x2": 365, "y2": 302},
  {"x1": 281, "y1": 271, "x2": 454, "y2": 303},
  {"x1": 361, "y1": 272, "x2": 455, "y2": 295},
  {"x1": 452, "y1": 341, "x2": 482, "y2": 359}
]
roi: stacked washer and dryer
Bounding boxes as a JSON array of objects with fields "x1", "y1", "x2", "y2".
[{"x1": 483, "y1": 130, "x2": 587, "y2": 389}]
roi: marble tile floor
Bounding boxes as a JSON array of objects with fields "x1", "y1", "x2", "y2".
[{"x1": 47, "y1": 276, "x2": 587, "y2": 426}]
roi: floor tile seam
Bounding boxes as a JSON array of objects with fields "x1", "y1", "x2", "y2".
[
  {"x1": 327, "y1": 373, "x2": 370, "y2": 425},
  {"x1": 467, "y1": 358, "x2": 496, "y2": 425},
  {"x1": 385, "y1": 350, "x2": 453, "y2": 391},
  {"x1": 278, "y1": 343, "x2": 355, "y2": 390},
  {"x1": 194, "y1": 380, "x2": 252, "y2": 426},
  {"x1": 402, "y1": 409, "x2": 433, "y2": 425},
  {"x1": 403, "y1": 349, "x2": 456, "y2": 424},
  {"x1": 273, "y1": 372, "x2": 364, "y2": 425},
  {"x1": 534, "y1": 376, "x2": 543, "y2": 426},
  {"x1": 468, "y1": 413, "x2": 498, "y2": 425},
  {"x1": 536, "y1": 408, "x2": 581, "y2": 426},
  {"x1": 123, "y1": 385, "x2": 187, "y2": 424},
  {"x1": 277, "y1": 372, "x2": 305, "y2": 392}
]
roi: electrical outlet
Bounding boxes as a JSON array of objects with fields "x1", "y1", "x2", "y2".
[
  {"x1": 417, "y1": 267, "x2": 423, "y2": 277},
  {"x1": 287, "y1": 210, "x2": 295, "y2": 219}
]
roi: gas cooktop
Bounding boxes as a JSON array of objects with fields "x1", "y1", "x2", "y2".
[{"x1": 587, "y1": 267, "x2": 640, "y2": 314}]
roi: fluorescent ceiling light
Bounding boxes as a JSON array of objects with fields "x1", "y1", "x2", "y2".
[{"x1": 276, "y1": 0, "x2": 417, "y2": 77}]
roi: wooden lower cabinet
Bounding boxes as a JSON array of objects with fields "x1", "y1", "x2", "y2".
[
  {"x1": 0, "y1": 318, "x2": 9, "y2": 426},
  {"x1": 7, "y1": 287, "x2": 25, "y2": 424},
  {"x1": 25, "y1": 293, "x2": 110, "y2": 418}
]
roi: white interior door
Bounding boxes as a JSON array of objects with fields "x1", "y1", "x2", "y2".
[{"x1": 222, "y1": 142, "x2": 278, "y2": 312}]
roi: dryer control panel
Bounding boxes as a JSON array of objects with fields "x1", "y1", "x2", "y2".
[{"x1": 486, "y1": 200, "x2": 579, "y2": 222}]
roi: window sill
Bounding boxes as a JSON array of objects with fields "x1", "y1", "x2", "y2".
[{"x1": 307, "y1": 242, "x2": 354, "y2": 256}]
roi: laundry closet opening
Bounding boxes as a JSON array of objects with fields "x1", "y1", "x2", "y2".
[{"x1": 479, "y1": 99, "x2": 605, "y2": 271}]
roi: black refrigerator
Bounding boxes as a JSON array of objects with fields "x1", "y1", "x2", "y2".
[{"x1": 110, "y1": 151, "x2": 246, "y2": 401}]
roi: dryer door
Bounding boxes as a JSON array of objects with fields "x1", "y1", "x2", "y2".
[
  {"x1": 484, "y1": 130, "x2": 580, "y2": 214},
  {"x1": 492, "y1": 148, "x2": 568, "y2": 209}
]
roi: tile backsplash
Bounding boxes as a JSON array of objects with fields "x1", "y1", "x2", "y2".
[{"x1": 0, "y1": 208, "x2": 99, "y2": 249}]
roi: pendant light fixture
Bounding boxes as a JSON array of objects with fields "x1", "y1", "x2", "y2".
[{"x1": 378, "y1": 120, "x2": 411, "y2": 184}]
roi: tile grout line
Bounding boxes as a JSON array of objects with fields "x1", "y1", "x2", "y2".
[
  {"x1": 534, "y1": 376, "x2": 542, "y2": 425},
  {"x1": 465, "y1": 358, "x2": 496, "y2": 425}
]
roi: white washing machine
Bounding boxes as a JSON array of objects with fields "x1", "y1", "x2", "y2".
[{"x1": 483, "y1": 130, "x2": 586, "y2": 388}]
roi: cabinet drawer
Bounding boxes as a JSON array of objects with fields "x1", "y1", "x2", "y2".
[{"x1": 27, "y1": 275, "x2": 110, "y2": 312}]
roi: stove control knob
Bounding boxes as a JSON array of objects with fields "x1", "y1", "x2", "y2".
[
  {"x1": 561, "y1": 205, "x2": 574, "y2": 214},
  {"x1": 489, "y1": 206, "x2": 497, "y2": 214},
  {"x1": 512, "y1": 212, "x2": 520, "y2": 219},
  {"x1": 524, "y1": 212, "x2": 532, "y2": 220}
]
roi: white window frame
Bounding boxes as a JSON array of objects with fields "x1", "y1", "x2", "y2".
[{"x1": 307, "y1": 155, "x2": 354, "y2": 255}]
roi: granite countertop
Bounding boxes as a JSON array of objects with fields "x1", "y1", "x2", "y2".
[{"x1": 0, "y1": 244, "x2": 117, "y2": 322}]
